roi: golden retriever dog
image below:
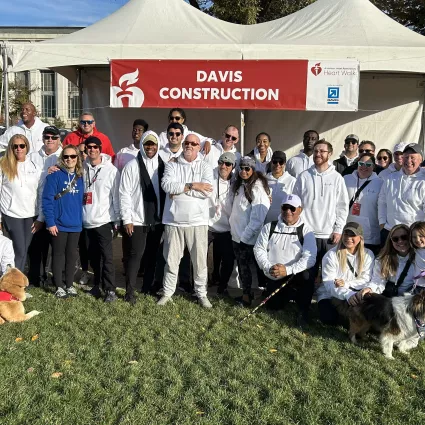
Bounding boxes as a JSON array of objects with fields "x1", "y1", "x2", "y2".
[{"x1": 0, "y1": 266, "x2": 40, "y2": 324}]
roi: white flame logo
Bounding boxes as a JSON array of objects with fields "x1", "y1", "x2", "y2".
[{"x1": 110, "y1": 68, "x2": 145, "y2": 107}]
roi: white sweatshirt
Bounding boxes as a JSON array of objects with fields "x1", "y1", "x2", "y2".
[
  {"x1": 286, "y1": 150, "x2": 314, "y2": 179},
  {"x1": 159, "y1": 143, "x2": 183, "y2": 163},
  {"x1": 378, "y1": 163, "x2": 399, "y2": 181},
  {"x1": 254, "y1": 217, "x2": 317, "y2": 280},
  {"x1": 265, "y1": 171, "x2": 296, "y2": 223},
  {"x1": 253, "y1": 146, "x2": 273, "y2": 174},
  {"x1": 208, "y1": 170, "x2": 233, "y2": 233},
  {"x1": 158, "y1": 124, "x2": 212, "y2": 149},
  {"x1": 0, "y1": 157, "x2": 42, "y2": 221},
  {"x1": 317, "y1": 247, "x2": 375, "y2": 301},
  {"x1": 29, "y1": 146, "x2": 62, "y2": 172},
  {"x1": 344, "y1": 171, "x2": 383, "y2": 245},
  {"x1": 114, "y1": 143, "x2": 139, "y2": 171},
  {"x1": 229, "y1": 180, "x2": 270, "y2": 245},
  {"x1": 371, "y1": 255, "x2": 415, "y2": 294},
  {"x1": 82, "y1": 154, "x2": 120, "y2": 229},
  {"x1": 203, "y1": 141, "x2": 241, "y2": 171},
  {"x1": 161, "y1": 153, "x2": 213, "y2": 227},
  {"x1": 293, "y1": 164, "x2": 349, "y2": 239},
  {"x1": 0, "y1": 117, "x2": 49, "y2": 153},
  {"x1": 378, "y1": 168, "x2": 425, "y2": 230},
  {"x1": 0, "y1": 234, "x2": 15, "y2": 275}
]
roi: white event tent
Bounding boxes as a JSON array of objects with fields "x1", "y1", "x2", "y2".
[{"x1": 7, "y1": 0, "x2": 425, "y2": 155}]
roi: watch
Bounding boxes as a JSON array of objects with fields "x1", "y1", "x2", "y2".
[{"x1": 186, "y1": 183, "x2": 193, "y2": 191}]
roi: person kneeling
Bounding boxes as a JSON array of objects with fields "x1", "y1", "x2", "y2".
[{"x1": 254, "y1": 194, "x2": 317, "y2": 325}]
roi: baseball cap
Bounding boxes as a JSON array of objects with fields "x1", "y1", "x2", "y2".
[
  {"x1": 239, "y1": 156, "x2": 256, "y2": 169},
  {"x1": 271, "y1": 150, "x2": 287, "y2": 162},
  {"x1": 219, "y1": 152, "x2": 236, "y2": 165},
  {"x1": 281, "y1": 194, "x2": 302, "y2": 208},
  {"x1": 343, "y1": 222, "x2": 364, "y2": 237},
  {"x1": 142, "y1": 131, "x2": 159, "y2": 145},
  {"x1": 345, "y1": 134, "x2": 359, "y2": 143},
  {"x1": 403, "y1": 143, "x2": 423, "y2": 157},
  {"x1": 84, "y1": 136, "x2": 102, "y2": 146},
  {"x1": 393, "y1": 142, "x2": 408, "y2": 154},
  {"x1": 43, "y1": 125, "x2": 60, "y2": 136}
]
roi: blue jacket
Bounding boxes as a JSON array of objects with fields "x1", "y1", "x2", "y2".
[{"x1": 42, "y1": 168, "x2": 83, "y2": 232}]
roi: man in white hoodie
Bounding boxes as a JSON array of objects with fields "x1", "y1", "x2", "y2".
[
  {"x1": 158, "y1": 133, "x2": 214, "y2": 308},
  {"x1": 293, "y1": 140, "x2": 349, "y2": 270},
  {"x1": 0, "y1": 103, "x2": 48, "y2": 153},
  {"x1": 83, "y1": 136, "x2": 121, "y2": 302},
  {"x1": 286, "y1": 130, "x2": 319, "y2": 178},
  {"x1": 29, "y1": 125, "x2": 63, "y2": 171}
]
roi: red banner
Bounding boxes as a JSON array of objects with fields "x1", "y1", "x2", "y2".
[{"x1": 110, "y1": 59, "x2": 308, "y2": 110}]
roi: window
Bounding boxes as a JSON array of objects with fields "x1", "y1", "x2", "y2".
[
  {"x1": 41, "y1": 71, "x2": 56, "y2": 118},
  {"x1": 68, "y1": 81, "x2": 80, "y2": 119},
  {"x1": 15, "y1": 71, "x2": 30, "y2": 89}
]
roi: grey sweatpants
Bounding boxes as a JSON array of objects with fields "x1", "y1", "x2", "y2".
[{"x1": 162, "y1": 225, "x2": 208, "y2": 298}]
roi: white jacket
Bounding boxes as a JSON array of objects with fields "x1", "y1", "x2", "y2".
[
  {"x1": 286, "y1": 150, "x2": 314, "y2": 179},
  {"x1": 317, "y1": 247, "x2": 375, "y2": 301},
  {"x1": 371, "y1": 255, "x2": 415, "y2": 295},
  {"x1": 254, "y1": 217, "x2": 317, "y2": 280},
  {"x1": 344, "y1": 171, "x2": 383, "y2": 245},
  {"x1": 159, "y1": 143, "x2": 183, "y2": 163},
  {"x1": 0, "y1": 117, "x2": 49, "y2": 153},
  {"x1": 29, "y1": 146, "x2": 62, "y2": 172},
  {"x1": 253, "y1": 146, "x2": 273, "y2": 174},
  {"x1": 378, "y1": 163, "x2": 399, "y2": 181},
  {"x1": 208, "y1": 170, "x2": 233, "y2": 232},
  {"x1": 0, "y1": 157, "x2": 42, "y2": 220},
  {"x1": 83, "y1": 154, "x2": 120, "y2": 229},
  {"x1": 114, "y1": 144, "x2": 139, "y2": 171},
  {"x1": 293, "y1": 164, "x2": 349, "y2": 239},
  {"x1": 203, "y1": 142, "x2": 241, "y2": 171},
  {"x1": 158, "y1": 124, "x2": 212, "y2": 149},
  {"x1": 265, "y1": 171, "x2": 296, "y2": 223},
  {"x1": 378, "y1": 168, "x2": 425, "y2": 230},
  {"x1": 0, "y1": 234, "x2": 14, "y2": 275},
  {"x1": 229, "y1": 180, "x2": 270, "y2": 245},
  {"x1": 162, "y1": 153, "x2": 213, "y2": 227}
]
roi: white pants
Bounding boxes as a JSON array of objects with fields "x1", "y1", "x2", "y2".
[{"x1": 163, "y1": 225, "x2": 208, "y2": 298}]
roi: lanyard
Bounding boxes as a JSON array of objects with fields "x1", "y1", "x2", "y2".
[{"x1": 86, "y1": 168, "x2": 101, "y2": 190}]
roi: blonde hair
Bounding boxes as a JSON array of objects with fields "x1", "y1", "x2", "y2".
[
  {"x1": 336, "y1": 234, "x2": 365, "y2": 275},
  {"x1": 0, "y1": 134, "x2": 30, "y2": 181},
  {"x1": 57, "y1": 145, "x2": 83, "y2": 177}
]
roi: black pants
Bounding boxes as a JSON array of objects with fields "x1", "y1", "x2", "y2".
[
  {"x1": 365, "y1": 243, "x2": 381, "y2": 256},
  {"x1": 2, "y1": 215, "x2": 36, "y2": 272},
  {"x1": 208, "y1": 230, "x2": 235, "y2": 291},
  {"x1": 380, "y1": 228, "x2": 390, "y2": 248},
  {"x1": 263, "y1": 269, "x2": 315, "y2": 312},
  {"x1": 28, "y1": 225, "x2": 50, "y2": 286},
  {"x1": 86, "y1": 223, "x2": 115, "y2": 291},
  {"x1": 318, "y1": 299, "x2": 340, "y2": 326},
  {"x1": 51, "y1": 231, "x2": 80, "y2": 289},
  {"x1": 78, "y1": 229, "x2": 90, "y2": 271},
  {"x1": 233, "y1": 241, "x2": 262, "y2": 295}
]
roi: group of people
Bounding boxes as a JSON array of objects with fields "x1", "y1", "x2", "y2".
[{"x1": 0, "y1": 103, "x2": 424, "y2": 328}]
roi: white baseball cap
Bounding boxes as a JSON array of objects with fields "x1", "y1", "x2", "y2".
[
  {"x1": 281, "y1": 194, "x2": 302, "y2": 208},
  {"x1": 393, "y1": 142, "x2": 408, "y2": 154}
]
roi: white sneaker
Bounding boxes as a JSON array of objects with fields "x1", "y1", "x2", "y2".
[
  {"x1": 79, "y1": 271, "x2": 90, "y2": 285},
  {"x1": 66, "y1": 286, "x2": 78, "y2": 297},
  {"x1": 198, "y1": 297, "x2": 212, "y2": 308},
  {"x1": 157, "y1": 296, "x2": 172, "y2": 306}
]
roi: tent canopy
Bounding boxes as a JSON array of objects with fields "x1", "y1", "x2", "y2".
[{"x1": 8, "y1": 0, "x2": 425, "y2": 75}]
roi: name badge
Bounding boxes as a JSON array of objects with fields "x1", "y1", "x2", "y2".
[
  {"x1": 352, "y1": 202, "x2": 361, "y2": 216},
  {"x1": 83, "y1": 192, "x2": 93, "y2": 205}
]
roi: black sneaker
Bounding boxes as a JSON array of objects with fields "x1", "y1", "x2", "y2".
[
  {"x1": 88, "y1": 286, "x2": 103, "y2": 299},
  {"x1": 124, "y1": 292, "x2": 137, "y2": 305},
  {"x1": 104, "y1": 291, "x2": 118, "y2": 303}
]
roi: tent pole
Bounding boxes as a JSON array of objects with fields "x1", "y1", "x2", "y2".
[
  {"x1": 240, "y1": 110, "x2": 245, "y2": 156},
  {"x1": 1, "y1": 42, "x2": 10, "y2": 129},
  {"x1": 77, "y1": 67, "x2": 83, "y2": 114}
]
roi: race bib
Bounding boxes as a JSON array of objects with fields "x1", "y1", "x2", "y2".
[
  {"x1": 352, "y1": 202, "x2": 361, "y2": 216},
  {"x1": 83, "y1": 192, "x2": 93, "y2": 205}
]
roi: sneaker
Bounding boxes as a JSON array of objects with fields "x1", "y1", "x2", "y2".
[
  {"x1": 124, "y1": 292, "x2": 137, "y2": 305},
  {"x1": 24, "y1": 292, "x2": 34, "y2": 299},
  {"x1": 157, "y1": 296, "x2": 173, "y2": 306},
  {"x1": 198, "y1": 297, "x2": 212, "y2": 308},
  {"x1": 66, "y1": 286, "x2": 78, "y2": 297},
  {"x1": 79, "y1": 271, "x2": 90, "y2": 285},
  {"x1": 55, "y1": 288, "x2": 68, "y2": 299},
  {"x1": 88, "y1": 286, "x2": 103, "y2": 299},
  {"x1": 104, "y1": 291, "x2": 118, "y2": 303}
]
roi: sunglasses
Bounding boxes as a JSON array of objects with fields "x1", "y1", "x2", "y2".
[
  {"x1": 281, "y1": 205, "x2": 296, "y2": 212},
  {"x1": 86, "y1": 145, "x2": 100, "y2": 150},
  {"x1": 13, "y1": 144, "x2": 26, "y2": 149},
  {"x1": 184, "y1": 142, "x2": 199, "y2": 147},
  {"x1": 43, "y1": 135, "x2": 60, "y2": 140},
  {"x1": 63, "y1": 154, "x2": 78, "y2": 159},
  {"x1": 359, "y1": 149, "x2": 373, "y2": 154},
  {"x1": 272, "y1": 160, "x2": 285, "y2": 165},
  {"x1": 168, "y1": 131, "x2": 182, "y2": 137},
  {"x1": 80, "y1": 120, "x2": 94, "y2": 125},
  {"x1": 218, "y1": 160, "x2": 233, "y2": 167},
  {"x1": 391, "y1": 234, "x2": 408, "y2": 243},
  {"x1": 170, "y1": 116, "x2": 182, "y2": 121},
  {"x1": 377, "y1": 156, "x2": 388, "y2": 161},
  {"x1": 239, "y1": 166, "x2": 252, "y2": 172},
  {"x1": 225, "y1": 133, "x2": 238, "y2": 141},
  {"x1": 345, "y1": 140, "x2": 358, "y2": 145},
  {"x1": 358, "y1": 161, "x2": 373, "y2": 168}
]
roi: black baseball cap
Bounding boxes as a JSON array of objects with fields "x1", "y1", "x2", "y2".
[
  {"x1": 43, "y1": 125, "x2": 60, "y2": 136},
  {"x1": 85, "y1": 136, "x2": 102, "y2": 146}
]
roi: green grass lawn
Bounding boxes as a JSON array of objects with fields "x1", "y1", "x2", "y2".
[{"x1": 1, "y1": 288, "x2": 425, "y2": 425}]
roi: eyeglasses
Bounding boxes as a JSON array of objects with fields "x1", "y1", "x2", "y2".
[
  {"x1": 86, "y1": 145, "x2": 100, "y2": 150},
  {"x1": 225, "y1": 133, "x2": 238, "y2": 141},
  {"x1": 13, "y1": 144, "x2": 26, "y2": 149},
  {"x1": 80, "y1": 120, "x2": 94, "y2": 125},
  {"x1": 63, "y1": 154, "x2": 78, "y2": 159},
  {"x1": 43, "y1": 135, "x2": 60, "y2": 140},
  {"x1": 272, "y1": 160, "x2": 284, "y2": 165},
  {"x1": 314, "y1": 150, "x2": 329, "y2": 154},
  {"x1": 391, "y1": 234, "x2": 408, "y2": 243},
  {"x1": 168, "y1": 131, "x2": 182, "y2": 137},
  {"x1": 358, "y1": 161, "x2": 373, "y2": 168},
  {"x1": 218, "y1": 160, "x2": 233, "y2": 167},
  {"x1": 377, "y1": 156, "x2": 388, "y2": 161},
  {"x1": 345, "y1": 140, "x2": 358, "y2": 145},
  {"x1": 184, "y1": 141, "x2": 199, "y2": 147},
  {"x1": 281, "y1": 205, "x2": 296, "y2": 212},
  {"x1": 239, "y1": 166, "x2": 252, "y2": 172},
  {"x1": 170, "y1": 116, "x2": 182, "y2": 121},
  {"x1": 359, "y1": 149, "x2": 373, "y2": 154}
]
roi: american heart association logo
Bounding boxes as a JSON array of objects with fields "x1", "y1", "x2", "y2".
[
  {"x1": 110, "y1": 69, "x2": 145, "y2": 107},
  {"x1": 311, "y1": 63, "x2": 322, "y2": 76}
]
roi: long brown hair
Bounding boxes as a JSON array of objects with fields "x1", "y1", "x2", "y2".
[
  {"x1": 378, "y1": 224, "x2": 414, "y2": 279},
  {"x1": 56, "y1": 145, "x2": 83, "y2": 177},
  {"x1": 0, "y1": 134, "x2": 30, "y2": 181},
  {"x1": 232, "y1": 170, "x2": 270, "y2": 203}
]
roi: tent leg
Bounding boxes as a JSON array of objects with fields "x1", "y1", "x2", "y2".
[
  {"x1": 1, "y1": 42, "x2": 10, "y2": 129},
  {"x1": 240, "y1": 110, "x2": 245, "y2": 156}
]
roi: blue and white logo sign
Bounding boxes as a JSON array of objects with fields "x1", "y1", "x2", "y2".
[{"x1": 327, "y1": 87, "x2": 340, "y2": 105}]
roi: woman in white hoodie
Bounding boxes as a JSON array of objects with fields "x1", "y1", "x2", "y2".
[
  {"x1": 229, "y1": 156, "x2": 271, "y2": 306},
  {"x1": 0, "y1": 134, "x2": 41, "y2": 272},
  {"x1": 248, "y1": 132, "x2": 273, "y2": 175}
]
